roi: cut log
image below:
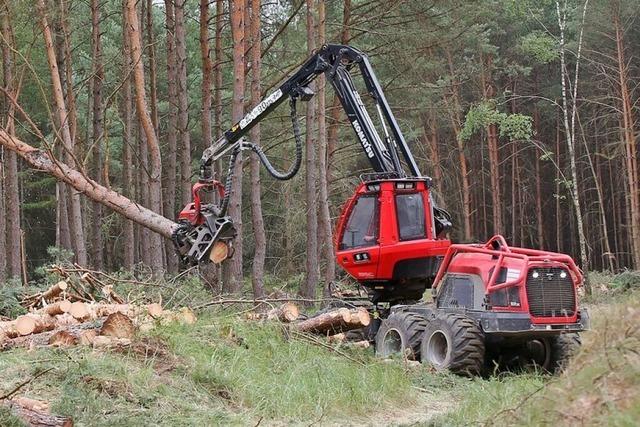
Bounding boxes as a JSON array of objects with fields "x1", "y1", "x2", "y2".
[
  {"x1": 79, "y1": 329, "x2": 98, "y2": 346},
  {"x1": 99, "y1": 312, "x2": 135, "y2": 339},
  {"x1": 15, "y1": 314, "x2": 56, "y2": 336},
  {"x1": 69, "y1": 302, "x2": 89, "y2": 320},
  {"x1": 146, "y1": 303, "x2": 164, "y2": 318},
  {"x1": 0, "y1": 320, "x2": 20, "y2": 339},
  {"x1": 5, "y1": 397, "x2": 73, "y2": 427},
  {"x1": 210, "y1": 240, "x2": 230, "y2": 264},
  {"x1": 41, "y1": 281, "x2": 69, "y2": 301},
  {"x1": 49, "y1": 330, "x2": 78, "y2": 347},
  {"x1": 295, "y1": 308, "x2": 370, "y2": 335},
  {"x1": 37, "y1": 300, "x2": 72, "y2": 316},
  {"x1": 0, "y1": 130, "x2": 178, "y2": 238},
  {"x1": 267, "y1": 303, "x2": 300, "y2": 323}
]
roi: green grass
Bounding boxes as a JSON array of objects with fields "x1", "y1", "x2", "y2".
[
  {"x1": 2, "y1": 272, "x2": 638, "y2": 426},
  {"x1": 0, "y1": 313, "x2": 411, "y2": 426},
  {"x1": 425, "y1": 287, "x2": 640, "y2": 427}
]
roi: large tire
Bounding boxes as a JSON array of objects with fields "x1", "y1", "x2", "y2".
[
  {"x1": 548, "y1": 333, "x2": 581, "y2": 374},
  {"x1": 375, "y1": 311, "x2": 428, "y2": 360},
  {"x1": 420, "y1": 313, "x2": 485, "y2": 376}
]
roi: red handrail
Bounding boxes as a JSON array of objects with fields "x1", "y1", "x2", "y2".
[{"x1": 432, "y1": 235, "x2": 583, "y2": 290}]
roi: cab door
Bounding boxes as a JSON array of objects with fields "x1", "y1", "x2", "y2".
[{"x1": 335, "y1": 193, "x2": 381, "y2": 281}]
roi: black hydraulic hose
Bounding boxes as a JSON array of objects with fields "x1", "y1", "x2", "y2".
[
  {"x1": 243, "y1": 97, "x2": 303, "y2": 181},
  {"x1": 209, "y1": 97, "x2": 304, "y2": 217}
]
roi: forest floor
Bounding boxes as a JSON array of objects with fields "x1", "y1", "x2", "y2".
[{"x1": 0, "y1": 271, "x2": 638, "y2": 426}]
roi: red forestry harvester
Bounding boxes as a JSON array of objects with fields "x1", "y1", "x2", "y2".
[{"x1": 173, "y1": 44, "x2": 589, "y2": 375}]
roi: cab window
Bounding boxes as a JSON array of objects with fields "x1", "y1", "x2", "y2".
[
  {"x1": 395, "y1": 193, "x2": 426, "y2": 240},
  {"x1": 340, "y1": 195, "x2": 379, "y2": 250}
]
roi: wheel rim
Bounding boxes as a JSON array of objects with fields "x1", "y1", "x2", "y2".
[
  {"x1": 426, "y1": 330, "x2": 449, "y2": 367},
  {"x1": 381, "y1": 328, "x2": 403, "y2": 356},
  {"x1": 526, "y1": 338, "x2": 551, "y2": 369}
]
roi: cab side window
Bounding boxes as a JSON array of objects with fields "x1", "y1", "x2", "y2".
[
  {"x1": 340, "y1": 195, "x2": 379, "y2": 250},
  {"x1": 395, "y1": 193, "x2": 426, "y2": 240}
]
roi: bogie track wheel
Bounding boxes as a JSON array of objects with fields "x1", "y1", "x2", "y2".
[
  {"x1": 420, "y1": 313, "x2": 484, "y2": 376},
  {"x1": 375, "y1": 311, "x2": 428, "y2": 360}
]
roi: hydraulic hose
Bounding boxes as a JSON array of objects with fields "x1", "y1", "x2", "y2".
[
  {"x1": 243, "y1": 97, "x2": 303, "y2": 181},
  {"x1": 210, "y1": 96, "x2": 304, "y2": 217}
]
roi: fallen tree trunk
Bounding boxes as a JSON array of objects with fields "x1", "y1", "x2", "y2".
[
  {"x1": 0, "y1": 130, "x2": 177, "y2": 238},
  {"x1": 5, "y1": 397, "x2": 73, "y2": 427},
  {"x1": 295, "y1": 308, "x2": 370, "y2": 335}
]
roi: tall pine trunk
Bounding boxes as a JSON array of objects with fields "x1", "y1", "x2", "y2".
[
  {"x1": 121, "y1": 0, "x2": 135, "y2": 270},
  {"x1": 247, "y1": 0, "x2": 266, "y2": 299},
  {"x1": 175, "y1": 0, "x2": 192, "y2": 207},
  {"x1": 315, "y1": 0, "x2": 335, "y2": 296},
  {"x1": 90, "y1": 0, "x2": 105, "y2": 269},
  {"x1": 224, "y1": 0, "x2": 246, "y2": 294},
  {"x1": 37, "y1": 0, "x2": 87, "y2": 266},
  {"x1": 1, "y1": 5, "x2": 21, "y2": 279},
  {"x1": 125, "y1": 0, "x2": 164, "y2": 275},
  {"x1": 302, "y1": 0, "x2": 319, "y2": 300},
  {"x1": 612, "y1": 2, "x2": 640, "y2": 268}
]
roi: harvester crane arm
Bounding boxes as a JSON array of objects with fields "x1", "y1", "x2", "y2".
[
  {"x1": 174, "y1": 44, "x2": 447, "y2": 265},
  {"x1": 199, "y1": 44, "x2": 420, "y2": 182}
]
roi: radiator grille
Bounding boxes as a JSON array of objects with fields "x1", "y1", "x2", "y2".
[{"x1": 525, "y1": 268, "x2": 576, "y2": 317}]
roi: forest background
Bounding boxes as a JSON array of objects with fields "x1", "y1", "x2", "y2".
[{"x1": 1, "y1": 0, "x2": 639, "y2": 298}]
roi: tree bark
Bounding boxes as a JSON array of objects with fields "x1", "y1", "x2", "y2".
[
  {"x1": 214, "y1": 0, "x2": 224, "y2": 139},
  {"x1": 163, "y1": 0, "x2": 179, "y2": 272},
  {"x1": 145, "y1": 0, "x2": 159, "y2": 135},
  {"x1": 121, "y1": 3, "x2": 135, "y2": 270},
  {"x1": 556, "y1": 0, "x2": 590, "y2": 290},
  {"x1": 612, "y1": 1, "x2": 640, "y2": 268},
  {"x1": 224, "y1": 0, "x2": 246, "y2": 294},
  {"x1": 0, "y1": 5, "x2": 20, "y2": 280},
  {"x1": 295, "y1": 307, "x2": 370, "y2": 335},
  {"x1": 315, "y1": 0, "x2": 335, "y2": 297},
  {"x1": 175, "y1": 0, "x2": 192, "y2": 207},
  {"x1": 4, "y1": 398, "x2": 73, "y2": 427},
  {"x1": 0, "y1": 131, "x2": 178, "y2": 239},
  {"x1": 37, "y1": 0, "x2": 88, "y2": 266},
  {"x1": 302, "y1": 0, "x2": 319, "y2": 300},
  {"x1": 90, "y1": 0, "x2": 105, "y2": 269},
  {"x1": 445, "y1": 50, "x2": 472, "y2": 241},
  {"x1": 248, "y1": 0, "x2": 266, "y2": 299},
  {"x1": 200, "y1": 0, "x2": 213, "y2": 150},
  {"x1": 125, "y1": 0, "x2": 165, "y2": 274}
]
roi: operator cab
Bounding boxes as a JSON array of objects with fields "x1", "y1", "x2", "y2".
[{"x1": 335, "y1": 176, "x2": 452, "y2": 304}]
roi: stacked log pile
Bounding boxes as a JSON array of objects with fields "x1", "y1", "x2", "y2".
[{"x1": 0, "y1": 281, "x2": 197, "y2": 351}]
